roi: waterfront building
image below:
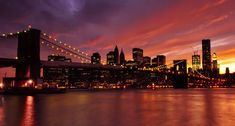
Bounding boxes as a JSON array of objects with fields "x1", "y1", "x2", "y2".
[
  {"x1": 91, "y1": 52, "x2": 101, "y2": 64},
  {"x1": 44, "y1": 55, "x2": 70, "y2": 86},
  {"x1": 48, "y1": 54, "x2": 71, "y2": 62}
]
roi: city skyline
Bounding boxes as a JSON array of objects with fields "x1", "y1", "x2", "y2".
[{"x1": 1, "y1": 0, "x2": 235, "y2": 75}]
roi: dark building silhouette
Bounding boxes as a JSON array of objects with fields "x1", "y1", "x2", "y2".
[
  {"x1": 107, "y1": 51, "x2": 115, "y2": 65},
  {"x1": 202, "y1": 39, "x2": 211, "y2": 76},
  {"x1": 152, "y1": 57, "x2": 158, "y2": 67},
  {"x1": 114, "y1": 45, "x2": 119, "y2": 65},
  {"x1": 91, "y1": 52, "x2": 101, "y2": 64},
  {"x1": 152, "y1": 55, "x2": 166, "y2": 68},
  {"x1": 225, "y1": 67, "x2": 231, "y2": 87},
  {"x1": 120, "y1": 49, "x2": 125, "y2": 65},
  {"x1": 132, "y1": 48, "x2": 143, "y2": 64},
  {"x1": 173, "y1": 60, "x2": 187, "y2": 74},
  {"x1": 126, "y1": 60, "x2": 138, "y2": 69},
  {"x1": 226, "y1": 67, "x2": 230, "y2": 75},
  {"x1": 143, "y1": 56, "x2": 151, "y2": 67},
  {"x1": 157, "y1": 55, "x2": 166, "y2": 66}
]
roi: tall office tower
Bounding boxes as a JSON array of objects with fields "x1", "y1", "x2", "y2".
[
  {"x1": 120, "y1": 49, "x2": 125, "y2": 65},
  {"x1": 143, "y1": 56, "x2": 151, "y2": 67},
  {"x1": 91, "y1": 52, "x2": 101, "y2": 64},
  {"x1": 212, "y1": 52, "x2": 219, "y2": 77},
  {"x1": 114, "y1": 45, "x2": 119, "y2": 65},
  {"x1": 107, "y1": 51, "x2": 115, "y2": 65},
  {"x1": 132, "y1": 48, "x2": 143, "y2": 64},
  {"x1": 192, "y1": 53, "x2": 200, "y2": 71},
  {"x1": 202, "y1": 39, "x2": 211, "y2": 76}
]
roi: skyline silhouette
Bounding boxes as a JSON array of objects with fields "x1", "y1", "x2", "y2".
[{"x1": 1, "y1": 0, "x2": 235, "y2": 75}]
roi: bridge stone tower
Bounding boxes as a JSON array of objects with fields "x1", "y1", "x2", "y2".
[
  {"x1": 16, "y1": 29, "x2": 41, "y2": 84},
  {"x1": 173, "y1": 60, "x2": 188, "y2": 88}
]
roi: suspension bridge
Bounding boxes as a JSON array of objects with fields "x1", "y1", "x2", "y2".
[{"x1": 0, "y1": 26, "x2": 227, "y2": 89}]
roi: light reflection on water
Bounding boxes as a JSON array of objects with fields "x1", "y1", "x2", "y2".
[{"x1": 1, "y1": 89, "x2": 235, "y2": 126}]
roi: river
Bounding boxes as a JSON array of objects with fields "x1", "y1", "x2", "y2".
[{"x1": 0, "y1": 89, "x2": 235, "y2": 126}]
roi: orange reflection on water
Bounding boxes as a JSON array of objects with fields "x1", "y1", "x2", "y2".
[
  {"x1": 21, "y1": 96, "x2": 35, "y2": 126},
  {"x1": 0, "y1": 97, "x2": 5, "y2": 125}
]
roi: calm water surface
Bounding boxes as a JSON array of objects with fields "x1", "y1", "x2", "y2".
[{"x1": 1, "y1": 89, "x2": 235, "y2": 126}]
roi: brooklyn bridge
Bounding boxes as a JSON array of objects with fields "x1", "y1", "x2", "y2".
[{"x1": 0, "y1": 27, "x2": 229, "y2": 90}]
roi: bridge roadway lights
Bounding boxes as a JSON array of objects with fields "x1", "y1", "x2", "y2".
[{"x1": 173, "y1": 74, "x2": 188, "y2": 89}]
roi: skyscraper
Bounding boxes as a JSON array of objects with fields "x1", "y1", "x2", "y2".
[
  {"x1": 107, "y1": 51, "x2": 115, "y2": 65},
  {"x1": 132, "y1": 48, "x2": 143, "y2": 64},
  {"x1": 192, "y1": 53, "x2": 200, "y2": 71},
  {"x1": 202, "y1": 39, "x2": 211, "y2": 76},
  {"x1": 120, "y1": 49, "x2": 125, "y2": 65},
  {"x1": 212, "y1": 52, "x2": 219, "y2": 77},
  {"x1": 91, "y1": 52, "x2": 101, "y2": 64},
  {"x1": 114, "y1": 45, "x2": 119, "y2": 65}
]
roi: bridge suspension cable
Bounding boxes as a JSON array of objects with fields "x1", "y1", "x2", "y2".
[
  {"x1": 40, "y1": 32, "x2": 90, "y2": 58},
  {"x1": 40, "y1": 40, "x2": 90, "y2": 63},
  {"x1": 0, "y1": 27, "x2": 31, "y2": 39}
]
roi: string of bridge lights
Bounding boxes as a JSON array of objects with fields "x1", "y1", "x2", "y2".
[
  {"x1": 40, "y1": 40, "x2": 90, "y2": 63},
  {"x1": 40, "y1": 32, "x2": 90, "y2": 58},
  {"x1": 0, "y1": 27, "x2": 30, "y2": 39}
]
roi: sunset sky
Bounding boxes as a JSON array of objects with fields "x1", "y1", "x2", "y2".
[{"x1": 1, "y1": 0, "x2": 235, "y2": 77}]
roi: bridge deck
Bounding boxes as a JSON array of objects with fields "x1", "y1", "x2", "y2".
[
  {"x1": 0, "y1": 58, "x2": 122, "y2": 70},
  {"x1": 0, "y1": 58, "x2": 19, "y2": 67},
  {"x1": 41, "y1": 61, "x2": 122, "y2": 70}
]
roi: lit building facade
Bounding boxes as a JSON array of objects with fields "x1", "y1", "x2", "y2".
[
  {"x1": 107, "y1": 51, "x2": 115, "y2": 65},
  {"x1": 192, "y1": 54, "x2": 200, "y2": 71},
  {"x1": 48, "y1": 55, "x2": 71, "y2": 62},
  {"x1": 43, "y1": 55, "x2": 70, "y2": 86},
  {"x1": 212, "y1": 53, "x2": 219, "y2": 77}
]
